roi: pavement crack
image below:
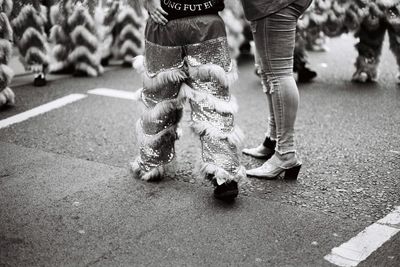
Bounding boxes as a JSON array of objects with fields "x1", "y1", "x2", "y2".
[{"x1": 85, "y1": 246, "x2": 120, "y2": 267}]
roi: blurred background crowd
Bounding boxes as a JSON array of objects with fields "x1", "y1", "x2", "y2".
[{"x1": 1, "y1": 0, "x2": 400, "y2": 107}]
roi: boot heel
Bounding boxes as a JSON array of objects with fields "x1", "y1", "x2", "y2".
[{"x1": 284, "y1": 165, "x2": 301, "y2": 180}]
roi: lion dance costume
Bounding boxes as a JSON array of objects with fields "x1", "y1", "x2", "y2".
[
  {"x1": 131, "y1": 0, "x2": 246, "y2": 200},
  {"x1": 351, "y1": 0, "x2": 400, "y2": 83},
  {"x1": 11, "y1": 0, "x2": 50, "y2": 86},
  {"x1": 299, "y1": 0, "x2": 400, "y2": 83},
  {"x1": 0, "y1": 0, "x2": 14, "y2": 106},
  {"x1": 50, "y1": 0, "x2": 103, "y2": 77}
]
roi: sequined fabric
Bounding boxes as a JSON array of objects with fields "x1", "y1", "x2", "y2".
[
  {"x1": 186, "y1": 37, "x2": 232, "y2": 72},
  {"x1": 136, "y1": 14, "x2": 243, "y2": 182},
  {"x1": 190, "y1": 100, "x2": 234, "y2": 134},
  {"x1": 141, "y1": 82, "x2": 182, "y2": 108},
  {"x1": 201, "y1": 134, "x2": 241, "y2": 175},
  {"x1": 187, "y1": 79, "x2": 231, "y2": 101},
  {"x1": 145, "y1": 40, "x2": 184, "y2": 77}
]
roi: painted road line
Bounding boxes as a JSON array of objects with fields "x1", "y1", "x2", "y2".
[
  {"x1": 87, "y1": 88, "x2": 141, "y2": 100},
  {"x1": 0, "y1": 94, "x2": 87, "y2": 129},
  {"x1": 324, "y1": 206, "x2": 400, "y2": 267}
]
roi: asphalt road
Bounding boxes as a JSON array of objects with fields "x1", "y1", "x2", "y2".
[{"x1": 0, "y1": 35, "x2": 399, "y2": 266}]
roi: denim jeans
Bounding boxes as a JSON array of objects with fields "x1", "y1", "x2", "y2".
[{"x1": 251, "y1": 0, "x2": 312, "y2": 155}]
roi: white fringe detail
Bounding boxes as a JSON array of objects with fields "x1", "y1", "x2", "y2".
[
  {"x1": 0, "y1": 87, "x2": 15, "y2": 106},
  {"x1": 68, "y1": 7, "x2": 95, "y2": 31},
  {"x1": 70, "y1": 25, "x2": 98, "y2": 51},
  {"x1": 117, "y1": 7, "x2": 141, "y2": 26},
  {"x1": 0, "y1": 39, "x2": 12, "y2": 63},
  {"x1": 120, "y1": 40, "x2": 142, "y2": 57},
  {"x1": 130, "y1": 158, "x2": 165, "y2": 182},
  {"x1": 188, "y1": 63, "x2": 238, "y2": 88},
  {"x1": 49, "y1": 61, "x2": 70, "y2": 73},
  {"x1": 199, "y1": 163, "x2": 247, "y2": 185},
  {"x1": 132, "y1": 55, "x2": 146, "y2": 73},
  {"x1": 19, "y1": 27, "x2": 47, "y2": 52},
  {"x1": 0, "y1": 64, "x2": 14, "y2": 90},
  {"x1": 12, "y1": 5, "x2": 45, "y2": 32},
  {"x1": 75, "y1": 62, "x2": 98, "y2": 77},
  {"x1": 191, "y1": 121, "x2": 244, "y2": 147},
  {"x1": 120, "y1": 24, "x2": 143, "y2": 44},
  {"x1": 50, "y1": 25, "x2": 68, "y2": 43},
  {"x1": 143, "y1": 69, "x2": 187, "y2": 90},
  {"x1": 24, "y1": 47, "x2": 50, "y2": 66},
  {"x1": 68, "y1": 46, "x2": 99, "y2": 68}
]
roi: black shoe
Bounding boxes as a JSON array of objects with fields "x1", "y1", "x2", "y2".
[
  {"x1": 214, "y1": 180, "x2": 239, "y2": 201},
  {"x1": 298, "y1": 67, "x2": 317, "y2": 83},
  {"x1": 73, "y1": 69, "x2": 88, "y2": 77},
  {"x1": 33, "y1": 74, "x2": 47, "y2": 87},
  {"x1": 122, "y1": 61, "x2": 133, "y2": 68},
  {"x1": 51, "y1": 65, "x2": 74, "y2": 75},
  {"x1": 101, "y1": 56, "x2": 111, "y2": 66}
]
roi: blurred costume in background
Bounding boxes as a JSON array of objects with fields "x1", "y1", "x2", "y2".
[
  {"x1": 95, "y1": 0, "x2": 146, "y2": 67},
  {"x1": 94, "y1": 0, "x2": 114, "y2": 66},
  {"x1": 131, "y1": 0, "x2": 246, "y2": 201},
  {"x1": 0, "y1": 0, "x2": 15, "y2": 106},
  {"x1": 295, "y1": 20, "x2": 317, "y2": 83},
  {"x1": 351, "y1": 0, "x2": 400, "y2": 83},
  {"x1": 11, "y1": 0, "x2": 50, "y2": 86},
  {"x1": 301, "y1": 0, "x2": 331, "y2": 52},
  {"x1": 50, "y1": 0, "x2": 103, "y2": 77},
  {"x1": 110, "y1": 0, "x2": 146, "y2": 67},
  {"x1": 220, "y1": 0, "x2": 245, "y2": 60}
]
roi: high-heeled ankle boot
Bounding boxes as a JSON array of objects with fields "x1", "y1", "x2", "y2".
[
  {"x1": 246, "y1": 152, "x2": 302, "y2": 180},
  {"x1": 242, "y1": 137, "x2": 276, "y2": 160}
]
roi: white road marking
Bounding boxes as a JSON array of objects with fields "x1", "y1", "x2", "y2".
[
  {"x1": 0, "y1": 94, "x2": 87, "y2": 129},
  {"x1": 87, "y1": 88, "x2": 141, "y2": 100},
  {"x1": 324, "y1": 206, "x2": 400, "y2": 267}
]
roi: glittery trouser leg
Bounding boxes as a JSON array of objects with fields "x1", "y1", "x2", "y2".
[
  {"x1": 136, "y1": 15, "x2": 245, "y2": 184},
  {"x1": 136, "y1": 40, "x2": 184, "y2": 173},
  {"x1": 186, "y1": 39, "x2": 243, "y2": 184}
]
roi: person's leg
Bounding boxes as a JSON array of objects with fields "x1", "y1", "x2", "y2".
[
  {"x1": 183, "y1": 15, "x2": 246, "y2": 199},
  {"x1": 131, "y1": 19, "x2": 186, "y2": 181},
  {"x1": 294, "y1": 27, "x2": 317, "y2": 83},
  {"x1": 246, "y1": 1, "x2": 311, "y2": 179}
]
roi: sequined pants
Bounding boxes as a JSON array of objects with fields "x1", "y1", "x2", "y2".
[{"x1": 136, "y1": 15, "x2": 244, "y2": 184}]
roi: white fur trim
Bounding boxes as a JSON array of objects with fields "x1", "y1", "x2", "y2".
[
  {"x1": 18, "y1": 28, "x2": 47, "y2": 53},
  {"x1": 69, "y1": 46, "x2": 99, "y2": 67},
  {"x1": 49, "y1": 61, "x2": 70, "y2": 73},
  {"x1": 191, "y1": 121, "x2": 244, "y2": 147},
  {"x1": 70, "y1": 25, "x2": 98, "y2": 51},
  {"x1": 75, "y1": 62, "x2": 98, "y2": 77},
  {"x1": 120, "y1": 40, "x2": 143, "y2": 57},
  {"x1": 142, "y1": 68, "x2": 187, "y2": 90},
  {"x1": 188, "y1": 63, "x2": 238, "y2": 88},
  {"x1": 199, "y1": 163, "x2": 247, "y2": 185},
  {"x1": 120, "y1": 24, "x2": 143, "y2": 43},
  {"x1": 133, "y1": 55, "x2": 145, "y2": 73},
  {"x1": 50, "y1": 25, "x2": 69, "y2": 43},
  {"x1": 0, "y1": 64, "x2": 14, "y2": 90},
  {"x1": 24, "y1": 47, "x2": 50, "y2": 66},
  {"x1": 0, "y1": 39, "x2": 12, "y2": 63},
  {"x1": 12, "y1": 5, "x2": 45, "y2": 32},
  {"x1": 0, "y1": 87, "x2": 15, "y2": 105},
  {"x1": 68, "y1": 7, "x2": 95, "y2": 31}
]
